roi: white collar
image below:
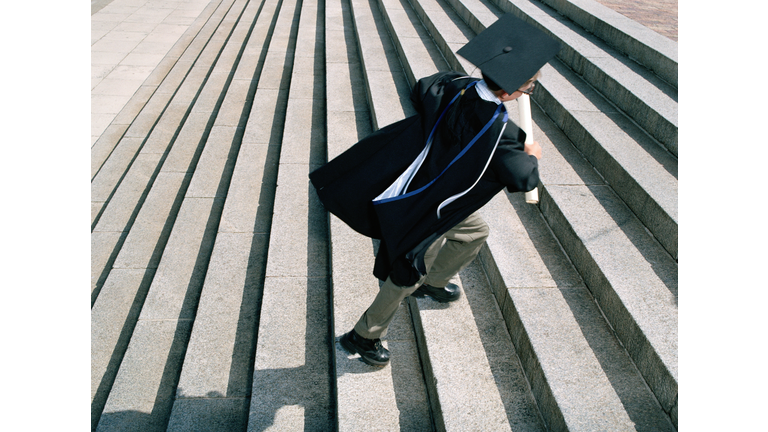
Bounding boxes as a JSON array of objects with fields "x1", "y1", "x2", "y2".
[{"x1": 475, "y1": 80, "x2": 502, "y2": 105}]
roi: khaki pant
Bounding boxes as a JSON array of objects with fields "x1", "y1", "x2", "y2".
[{"x1": 354, "y1": 212, "x2": 490, "y2": 339}]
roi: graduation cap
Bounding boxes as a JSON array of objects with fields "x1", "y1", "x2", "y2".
[{"x1": 457, "y1": 13, "x2": 561, "y2": 95}]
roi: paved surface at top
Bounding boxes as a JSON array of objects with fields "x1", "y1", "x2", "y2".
[
  {"x1": 92, "y1": 0, "x2": 116, "y2": 15},
  {"x1": 90, "y1": 0, "x2": 212, "y2": 144},
  {"x1": 592, "y1": 0, "x2": 678, "y2": 41}
]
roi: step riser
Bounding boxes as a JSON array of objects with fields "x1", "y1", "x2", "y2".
[
  {"x1": 536, "y1": 0, "x2": 677, "y2": 87},
  {"x1": 391, "y1": 0, "x2": 678, "y2": 261},
  {"x1": 349, "y1": 0, "x2": 414, "y2": 129},
  {"x1": 91, "y1": 0, "x2": 251, "y2": 301},
  {"x1": 534, "y1": 69, "x2": 678, "y2": 259},
  {"x1": 408, "y1": 261, "x2": 548, "y2": 432},
  {"x1": 352, "y1": 0, "x2": 669, "y2": 427},
  {"x1": 539, "y1": 186, "x2": 677, "y2": 423},
  {"x1": 92, "y1": 0, "x2": 677, "y2": 428},
  {"x1": 166, "y1": 0, "x2": 286, "y2": 428},
  {"x1": 92, "y1": 0, "x2": 275, "y2": 428},
  {"x1": 91, "y1": 0, "x2": 244, "y2": 420},
  {"x1": 377, "y1": 0, "x2": 446, "y2": 88},
  {"x1": 326, "y1": 0, "x2": 436, "y2": 428},
  {"x1": 476, "y1": 186, "x2": 676, "y2": 431},
  {"x1": 479, "y1": 244, "x2": 570, "y2": 432},
  {"x1": 372, "y1": 0, "x2": 678, "y2": 426},
  {"x1": 453, "y1": 0, "x2": 678, "y2": 156},
  {"x1": 246, "y1": 0, "x2": 336, "y2": 428},
  {"x1": 91, "y1": 0, "x2": 225, "y2": 179}
]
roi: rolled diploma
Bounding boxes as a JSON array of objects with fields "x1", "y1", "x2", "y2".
[{"x1": 517, "y1": 94, "x2": 539, "y2": 204}]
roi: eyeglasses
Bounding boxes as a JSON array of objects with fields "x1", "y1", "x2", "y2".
[{"x1": 518, "y1": 83, "x2": 535, "y2": 95}]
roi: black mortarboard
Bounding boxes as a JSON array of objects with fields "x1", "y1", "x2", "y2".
[{"x1": 457, "y1": 13, "x2": 561, "y2": 94}]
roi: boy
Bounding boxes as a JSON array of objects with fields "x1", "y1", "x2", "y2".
[{"x1": 311, "y1": 13, "x2": 561, "y2": 366}]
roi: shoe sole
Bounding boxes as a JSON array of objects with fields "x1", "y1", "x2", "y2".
[
  {"x1": 340, "y1": 336, "x2": 389, "y2": 367},
  {"x1": 411, "y1": 290, "x2": 460, "y2": 303}
]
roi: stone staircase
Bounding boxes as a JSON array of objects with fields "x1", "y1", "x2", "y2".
[{"x1": 91, "y1": 0, "x2": 677, "y2": 430}]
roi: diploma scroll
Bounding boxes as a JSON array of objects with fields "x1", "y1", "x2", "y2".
[{"x1": 517, "y1": 94, "x2": 539, "y2": 204}]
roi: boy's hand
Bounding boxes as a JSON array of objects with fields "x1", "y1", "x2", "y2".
[{"x1": 524, "y1": 141, "x2": 542, "y2": 160}]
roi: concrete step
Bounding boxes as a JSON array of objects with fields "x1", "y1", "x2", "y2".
[
  {"x1": 89, "y1": 0, "x2": 679, "y2": 428},
  {"x1": 405, "y1": 0, "x2": 677, "y2": 158},
  {"x1": 91, "y1": 0, "x2": 221, "y2": 161},
  {"x1": 378, "y1": 0, "x2": 448, "y2": 86},
  {"x1": 332, "y1": 0, "x2": 545, "y2": 429},
  {"x1": 327, "y1": 0, "x2": 434, "y2": 429},
  {"x1": 92, "y1": 0, "x2": 270, "y2": 429},
  {"x1": 372, "y1": 0, "x2": 677, "y2": 429},
  {"x1": 360, "y1": 2, "x2": 556, "y2": 431},
  {"x1": 91, "y1": 0, "x2": 245, "y2": 419},
  {"x1": 534, "y1": 0, "x2": 677, "y2": 88},
  {"x1": 487, "y1": 2, "x2": 676, "y2": 427},
  {"x1": 349, "y1": 0, "x2": 416, "y2": 129},
  {"x1": 91, "y1": 0, "x2": 226, "y2": 217},
  {"x1": 163, "y1": 0, "x2": 285, "y2": 428},
  {"x1": 482, "y1": 101, "x2": 677, "y2": 429},
  {"x1": 409, "y1": 261, "x2": 547, "y2": 431},
  {"x1": 486, "y1": 0, "x2": 677, "y2": 156},
  {"x1": 539, "y1": 187, "x2": 678, "y2": 423},
  {"x1": 244, "y1": 0, "x2": 336, "y2": 428},
  {"x1": 413, "y1": 0, "x2": 677, "y2": 260},
  {"x1": 535, "y1": 58, "x2": 678, "y2": 259},
  {"x1": 91, "y1": 0, "x2": 243, "y2": 303}
]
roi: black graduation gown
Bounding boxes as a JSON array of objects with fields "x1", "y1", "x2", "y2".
[{"x1": 309, "y1": 71, "x2": 539, "y2": 286}]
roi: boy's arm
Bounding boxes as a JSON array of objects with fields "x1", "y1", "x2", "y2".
[{"x1": 490, "y1": 125, "x2": 540, "y2": 193}]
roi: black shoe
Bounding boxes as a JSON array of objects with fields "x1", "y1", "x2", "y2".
[
  {"x1": 340, "y1": 330, "x2": 390, "y2": 366},
  {"x1": 412, "y1": 282, "x2": 461, "y2": 303}
]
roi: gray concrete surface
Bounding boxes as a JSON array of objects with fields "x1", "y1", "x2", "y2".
[
  {"x1": 536, "y1": 0, "x2": 677, "y2": 86},
  {"x1": 90, "y1": 0, "x2": 678, "y2": 429},
  {"x1": 410, "y1": 260, "x2": 547, "y2": 432}
]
